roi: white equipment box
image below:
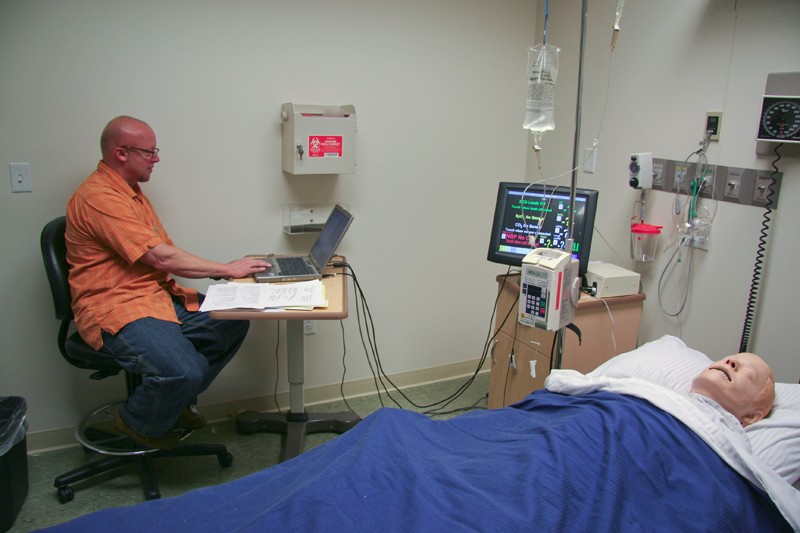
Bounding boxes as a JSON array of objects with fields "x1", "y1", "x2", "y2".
[
  {"x1": 585, "y1": 262, "x2": 640, "y2": 298},
  {"x1": 519, "y1": 248, "x2": 580, "y2": 331},
  {"x1": 281, "y1": 103, "x2": 357, "y2": 175}
]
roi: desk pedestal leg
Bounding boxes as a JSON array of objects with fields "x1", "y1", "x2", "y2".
[
  {"x1": 236, "y1": 320, "x2": 361, "y2": 461},
  {"x1": 287, "y1": 318, "x2": 306, "y2": 415}
]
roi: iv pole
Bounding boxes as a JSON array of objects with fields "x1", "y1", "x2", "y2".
[{"x1": 554, "y1": 0, "x2": 589, "y2": 369}]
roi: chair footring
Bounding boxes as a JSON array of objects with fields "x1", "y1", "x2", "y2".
[{"x1": 54, "y1": 442, "x2": 233, "y2": 503}]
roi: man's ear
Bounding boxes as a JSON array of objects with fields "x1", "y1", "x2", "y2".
[
  {"x1": 113, "y1": 146, "x2": 128, "y2": 162},
  {"x1": 741, "y1": 410, "x2": 764, "y2": 427}
]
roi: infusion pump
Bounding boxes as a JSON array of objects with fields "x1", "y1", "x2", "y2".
[{"x1": 519, "y1": 248, "x2": 580, "y2": 331}]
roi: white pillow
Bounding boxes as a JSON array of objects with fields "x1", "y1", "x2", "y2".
[
  {"x1": 589, "y1": 335, "x2": 711, "y2": 394},
  {"x1": 591, "y1": 335, "x2": 800, "y2": 485},
  {"x1": 746, "y1": 382, "x2": 800, "y2": 485}
]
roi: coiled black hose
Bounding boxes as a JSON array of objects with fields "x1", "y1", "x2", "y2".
[{"x1": 739, "y1": 143, "x2": 782, "y2": 353}]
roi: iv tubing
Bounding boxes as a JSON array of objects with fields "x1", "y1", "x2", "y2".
[
  {"x1": 543, "y1": 0, "x2": 550, "y2": 45},
  {"x1": 611, "y1": 0, "x2": 625, "y2": 49}
]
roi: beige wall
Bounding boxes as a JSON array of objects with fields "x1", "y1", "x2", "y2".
[
  {"x1": 528, "y1": 0, "x2": 800, "y2": 382},
  {"x1": 0, "y1": 0, "x2": 535, "y2": 436}
]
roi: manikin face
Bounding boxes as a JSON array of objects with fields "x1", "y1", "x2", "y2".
[{"x1": 690, "y1": 353, "x2": 773, "y2": 427}]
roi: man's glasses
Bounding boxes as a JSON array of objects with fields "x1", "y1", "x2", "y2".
[{"x1": 123, "y1": 146, "x2": 160, "y2": 159}]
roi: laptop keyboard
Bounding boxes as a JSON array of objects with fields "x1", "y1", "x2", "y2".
[{"x1": 276, "y1": 256, "x2": 314, "y2": 275}]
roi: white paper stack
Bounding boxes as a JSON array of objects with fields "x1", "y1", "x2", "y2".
[{"x1": 199, "y1": 280, "x2": 328, "y2": 312}]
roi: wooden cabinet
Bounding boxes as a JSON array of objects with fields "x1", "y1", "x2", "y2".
[{"x1": 488, "y1": 274, "x2": 645, "y2": 408}]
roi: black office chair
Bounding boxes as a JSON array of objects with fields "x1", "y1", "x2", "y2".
[{"x1": 40, "y1": 216, "x2": 233, "y2": 503}]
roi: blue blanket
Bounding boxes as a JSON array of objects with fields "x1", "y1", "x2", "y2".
[{"x1": 44, "y1": 391, "x2": 789, "y2": 532}]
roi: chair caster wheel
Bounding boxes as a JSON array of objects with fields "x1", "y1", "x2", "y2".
[
  {"x1": 57, "y1": 485, "x2": 75, "y2": 504},
  {"x1": 218, "y1": 451, "x2": 233, "y2": 468}
]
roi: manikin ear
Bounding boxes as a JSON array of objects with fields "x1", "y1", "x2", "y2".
[{"x1": 740, "y1": 410, "x2": 764, "y2": 428}]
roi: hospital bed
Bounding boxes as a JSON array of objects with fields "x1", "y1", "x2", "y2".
[{"x1": 42, "y1": 336, "x2": 800, "y2": 532}]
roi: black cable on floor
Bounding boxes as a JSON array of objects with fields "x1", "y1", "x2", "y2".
[{"x1": 334, "y1": 261, "x2": 514, "y2": 415}]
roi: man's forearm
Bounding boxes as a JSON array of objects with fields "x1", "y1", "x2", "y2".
[{"x1": 140, "y1": 243, "x2": 232, "y2": 279}]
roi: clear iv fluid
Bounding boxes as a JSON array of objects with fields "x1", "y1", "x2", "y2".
[
  {"x1": 524, "y1": 73, "x2": 555, "y2": 132},
  {"x1": 523, "y1": 44, "x2": 559, "y2": 133},
  {"x1": 524, "y1": 42, "x2": 558, "y2": 168}
]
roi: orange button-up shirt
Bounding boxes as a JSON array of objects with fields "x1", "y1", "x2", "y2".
[{"x1": 66, "y1": 161, "x2": 198, "y2": 350}]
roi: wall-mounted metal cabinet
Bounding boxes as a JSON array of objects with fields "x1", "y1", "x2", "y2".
[{"x1": 281, "y1": 103, "x2": 356, "y2": 175}]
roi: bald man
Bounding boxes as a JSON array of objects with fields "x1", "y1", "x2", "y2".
[
  {"x1": 690, "y1": 353, "x2": 775, "y2": 427},
  {"x1": 66, "y1": 116, "x2": 270, "y2": 449}
]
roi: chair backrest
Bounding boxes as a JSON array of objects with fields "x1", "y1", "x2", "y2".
[
  {"x1": 40, "y1": 216, "x2": 125, "y2": 381},
  {"x1": 40, "y1": 216, "x2": 73, "y2": 322}
]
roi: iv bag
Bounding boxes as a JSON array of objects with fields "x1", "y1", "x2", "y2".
[{"x1": 523, "y1": 44, "x2": 560, "y2": 133}]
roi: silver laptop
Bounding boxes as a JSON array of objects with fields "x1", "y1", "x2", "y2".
[{"x1": 252, "y1": 204, "x2": 354, "y2": 283}]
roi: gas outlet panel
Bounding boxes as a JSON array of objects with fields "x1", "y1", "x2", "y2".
[{"x1": 649, "y1": 158, "x2": 781, "y2": 209}]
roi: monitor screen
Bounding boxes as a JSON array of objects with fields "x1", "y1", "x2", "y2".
[{"x1": 487, "y1": 182, "x2": 599, "y2": 276}]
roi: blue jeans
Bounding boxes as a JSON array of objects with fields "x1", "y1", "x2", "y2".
[{"x1": 100, "y1": 295, "x2": 249, "y2": 437}]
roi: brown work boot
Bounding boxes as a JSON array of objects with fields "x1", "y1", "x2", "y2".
[
  {"x1": 114, "y1": 412, "x2": 181, "y2": 450},
  {"x1": 175, "y1": 406, "x2": 207, "y2": 431}
]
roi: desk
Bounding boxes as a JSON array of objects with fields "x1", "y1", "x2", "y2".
[{"x1": 210, "y1": 257, "x2": 359, "y2": 461}]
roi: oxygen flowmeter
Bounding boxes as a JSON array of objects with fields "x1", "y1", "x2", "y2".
[{"x1": 519, "y1": 247, "x2": 580, "y2": 331}]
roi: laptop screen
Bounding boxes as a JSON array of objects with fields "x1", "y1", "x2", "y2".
[{"x1": 309, "y1": 205, "x2": 353, "y2": 268}]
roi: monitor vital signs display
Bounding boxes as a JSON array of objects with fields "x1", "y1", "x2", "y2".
[{"x1": 487, "y1": 182, "x2": 599, "y2": 276}]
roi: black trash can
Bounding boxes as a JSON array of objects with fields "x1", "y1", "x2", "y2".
[{"x1": 0, "y1": 397, "x2": 28, "y2": 533}]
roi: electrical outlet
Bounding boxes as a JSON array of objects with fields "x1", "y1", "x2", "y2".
[
  {"x1": 673, "y1": 163, "x2": 689, "y2": 192},
  {"x1": 723, "y1": 168, "x2": 742, "y2": 200},
  {"x1": 303, "y1": 320, "x2": 315, "y2": 335},
  {"x1": 583, "y1": 147, "x2": 597, "y2": 174},
  {"x1": 753, "y1": 175, "x2": 773, "y2": 203},
  {"x1": 705, "y1": 111, "x2": 722, "y2": 141},
  {"x1": 652, "y1": 159, "x2": 666, "y2": 190},
  {"x1": 697, "y1": 164, "x2": 716, "y2": 199},
  {"x1": 689, "y1": 234, "x2": 710, "y2": 251},
  {"x1": 743, "y1": 170, "x2": 782, "y2": 208}
]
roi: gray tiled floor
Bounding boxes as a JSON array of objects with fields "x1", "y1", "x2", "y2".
[{"x1": 8, "y1": 373, "x2": 489, "y2": 532}]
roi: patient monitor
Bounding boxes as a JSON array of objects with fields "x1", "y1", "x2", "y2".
[{"x1": 519, "y1": 247, "x2": 580, "y2": 331}]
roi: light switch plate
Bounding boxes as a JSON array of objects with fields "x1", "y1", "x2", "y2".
[{"x1": 9, "y1": 163, "x2": 32, "y2": 193}]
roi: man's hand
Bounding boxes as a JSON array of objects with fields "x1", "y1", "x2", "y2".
[{"x1": 223, "y1": 257, "x2": 272, "y2": 280}]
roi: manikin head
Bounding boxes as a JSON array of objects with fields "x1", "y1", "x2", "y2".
[{"x1": 690, "y1": 353, "x2": 775, "y2": 427}]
